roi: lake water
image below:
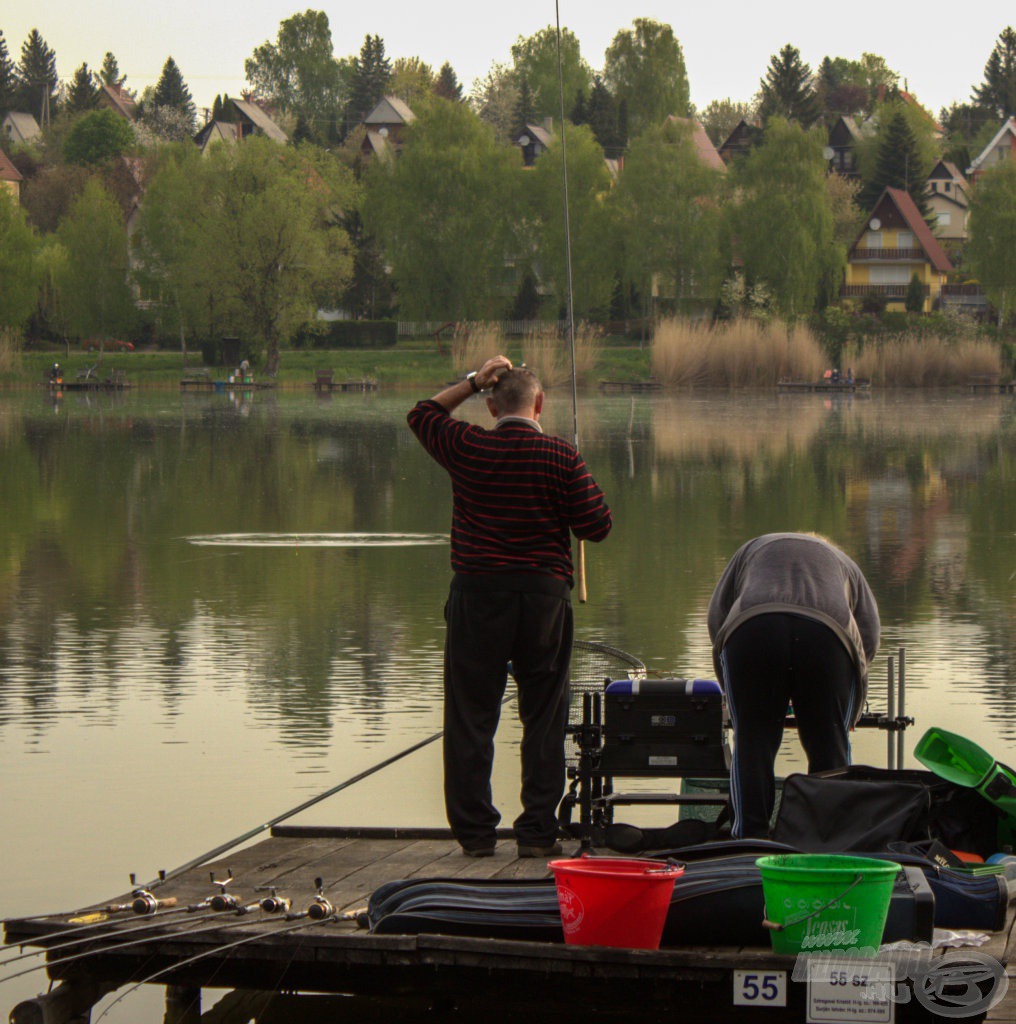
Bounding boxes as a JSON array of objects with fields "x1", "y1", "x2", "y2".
[{"x1": 0, "y1": 386, "x2": 1013, "y2": 1021}]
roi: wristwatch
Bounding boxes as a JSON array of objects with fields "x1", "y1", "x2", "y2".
[{"x1": 466, "y1": 371, "x2": 481, "y2": 393}]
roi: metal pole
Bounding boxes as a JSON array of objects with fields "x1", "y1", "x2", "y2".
[
  {"x1": 886, "y1": 656, "x2": 896, "y2": 770},
  {"x1": 897, "y1": 648, "x2": 906, "y2": 769}
]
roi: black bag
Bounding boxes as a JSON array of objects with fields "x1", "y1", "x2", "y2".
[
  {"x1": 772, "y1": 765, "x2": 1004, "y2": 858},
  {"x1": 772, "y1": 770, "x2": 932, "y2": 851}
]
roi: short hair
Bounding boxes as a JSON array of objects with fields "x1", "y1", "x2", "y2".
[{"x1": 492, "y1": 366, "x2": 542, "y2": 413}]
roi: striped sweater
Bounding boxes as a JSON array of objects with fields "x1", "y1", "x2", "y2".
[{"x1": 408, "y1": 399, "x2": 612, "y2": 587}]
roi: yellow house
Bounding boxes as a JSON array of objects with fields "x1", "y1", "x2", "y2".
[
  {"x1": 0, "y1": 148, "x2": 22, "y2": 201},
  {"x1": 842, "y1": 187, "x2": 953, "y2": 312}
]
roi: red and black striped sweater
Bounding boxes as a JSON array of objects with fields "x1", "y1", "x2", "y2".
[{"x1": 408, "y1": 399, "x2": 612, "y2": 589}]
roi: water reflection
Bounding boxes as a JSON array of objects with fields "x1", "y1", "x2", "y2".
[{"x1": 0, "y1": 389, "x2": 1013, "y2": 1021}]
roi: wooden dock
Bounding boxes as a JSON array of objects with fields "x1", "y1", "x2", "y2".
[
  {"x1": 777, "y1": 380, "x2": 871, "y2": 393},
  {"x1": 598, "y1": 380, "x2": 661, "y2": 394},
  {"x1": 6, "y1": 826, "x2": 1016, "y2": 1023}
]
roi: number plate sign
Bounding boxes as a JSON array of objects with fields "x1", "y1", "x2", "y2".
[
  {"x1": 733, "y1": 970, "x2": 787, "y2": 1007},
  {"x1": 807, "y1": 959, "x2": 894, "y2": 1023}
]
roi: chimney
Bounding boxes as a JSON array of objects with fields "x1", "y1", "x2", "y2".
[{"x1": 543, "y1": 116, "x2": 553, "y2": 133}]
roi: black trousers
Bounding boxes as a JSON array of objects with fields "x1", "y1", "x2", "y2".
[
  {"x1": 443, "y1": 584, "x2": 573, "y2": 849},
  {"x1": 719, "y1": 612, "x2": 859, "y2": 839}
]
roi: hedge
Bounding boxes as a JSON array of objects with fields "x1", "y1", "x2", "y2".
[{"x1": 293, "y1": 320, "x2": 398, "y2": 349}]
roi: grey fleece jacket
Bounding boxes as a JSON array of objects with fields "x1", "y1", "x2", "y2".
[{"x1": 706, "y1": 533, "x2": 881, "y2": 719}]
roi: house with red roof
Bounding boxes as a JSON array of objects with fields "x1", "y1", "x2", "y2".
[
  {"x1": 0, "y1": 149, "x2": 23, "y2": 200},
  {"x1": 842, "y1": 187, "x2": 953, "y2": 312}
]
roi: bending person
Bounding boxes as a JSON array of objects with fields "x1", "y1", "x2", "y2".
[{"x1": 707, "y1": 533, "x2": 880, "y2": 839}]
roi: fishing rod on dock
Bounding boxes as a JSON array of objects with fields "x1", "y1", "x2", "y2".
[
  {"x1": 555, "y1": 0, "x2": 586, "y2": 604},
  {"x1": 91, "y1": 885, "x2": 344, "y2": 1024}
]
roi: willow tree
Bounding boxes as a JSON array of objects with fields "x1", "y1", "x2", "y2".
[
  {"x1": 729, "y1": 117, "x2": 840, "y2": 317},
  {"x1": 363, "y1": 99, "x2": 520, "y2": 320},
  {"x1": 612, "y1": 117, "x2": 726, "y2": 313},
  {"x1": 0, "y1": 192, "x2": 40, "y2": 331},
  {"x1": 528, "y1": 122, "x2": 616, "y2": 319},
  {"x1": 967, "y1": 159, "x2": 1016, "y2": 325}
]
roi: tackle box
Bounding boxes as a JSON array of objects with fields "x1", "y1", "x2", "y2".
[{"x1": 598, "y1": 678, "x2": 729, "y2": 777}]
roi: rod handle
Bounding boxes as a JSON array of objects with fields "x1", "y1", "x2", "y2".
[{"x1": 576, "y1": 540, "x2": 587, "y2": 604}]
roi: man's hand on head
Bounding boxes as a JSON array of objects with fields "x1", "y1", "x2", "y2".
[{"x1": 476, "y1": 355, "x2": 512, "y2": 391}]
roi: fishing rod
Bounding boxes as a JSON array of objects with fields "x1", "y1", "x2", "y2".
[
  {"x1": 555, "y1": 0, "x2": 586, "y2": 604},
  {"x1": 92, "y1": 915, "x2": 327, "y2": 1024},
  {"x1": 143, "y1": 689, "x2": 520, "y2": 892},
  {"x1": 0, "y1": 901, "x2": 282, "y2": 985}
]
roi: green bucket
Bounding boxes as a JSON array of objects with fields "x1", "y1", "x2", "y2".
[{"x1": 756, "y1": 854, "x2": 901, "y2": 956}]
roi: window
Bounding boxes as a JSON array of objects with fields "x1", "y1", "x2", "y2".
[
  {"x1": 937, "y1": 212, "x2": 952, "y2": 227},
  {"x1": 896, "y1": 231, "x2": 914, "y2": 248}
]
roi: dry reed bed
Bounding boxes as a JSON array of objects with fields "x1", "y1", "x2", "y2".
[
  {"x1": 846, "y1": 337, "x2": 1001, "y2": 386},
  {"x1": 652, "y1": 319, "x2": 826, "y2": 387}
]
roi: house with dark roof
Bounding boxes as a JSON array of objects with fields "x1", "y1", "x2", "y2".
[
  {"x1": 360, "y1": 96, "x2": 415, "y2": 158},
  {"x1": 0, "y1": 148, "x2": 23, "y2": 199},
  {"x1": 717, "y1": 119, "x2": 763, "y2": 165},
  {"x1": 826, "y1": 116, "x2": 865, "y2": 179},
  {"x1": 842, "y1": 187, "x2": 953, "y2": 312},
  {"x1": 925, "y1": 160, "x2": 969, "y2": 252},
  {"x1": 3, "y1": 112, "x2": 42, "y2": 146},
  {"x1": 516, "y1": 119, "x2": 553, "y2": 167},
  {"x1": 967, "y1": 117, "x2": 1016, "y2": 180}
]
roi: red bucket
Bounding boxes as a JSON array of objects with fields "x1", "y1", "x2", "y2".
[{"x1": 550, "y1": 856, "x2": 684, "y2": 950}]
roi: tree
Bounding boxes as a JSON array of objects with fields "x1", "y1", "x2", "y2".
[
  {"x1": 202, "y1": 138, "x2": 355, "y2": 374},
  {"x1": 604, "y1": 19, "x2": 689, "y2": 137},
  {"x1": 758, "y1": 44, "x2": 820, "y2": 128},
  {"x1": 973, "y1": 27, "x2": 1016, "y2": 120},
  {"x1": 469, "y1": 63, "x2": 519, "y2": 142},
  {"x1": 529, "y1": 123, "x2": 616, "y2": 318},
  {"x1": 511, "y1": 76, "x2": 536, "y2": 138},
  {"x1": 0, "y1": 32, "x2": 17, "y2": 116},
  {"x1": 17, "y1": 29, "x2": 58, "y2": 124},
  {"x1": 133, "y1": 144, "x2": 213, "y2": 361},
  {"x1": 613, "y1": 117, "x2": 725, "y2": 312},
  {"x1": 586, "y1": 76, "x2": 624, "y2": 158},
  {"x1": 63, "y1": 108, "x2": 135, "y2": 166},
  {"x1": 434, "y1": 62, "x2": 463, "y2": 102},
  {"x1": 511, "y1": 26, "x2": 592, "y2": 123},
  {"x1": 0, "y1": 192, "x2": 40, "y2": 329},
  {"x1": 245, "y1": 11, "x2": 345, "y2": 139},
  {"x1": 390, "y1": 57, "x2": 433, "y2": 108},
  {"x1": 65, "y1": 62, "x2": 101, "y2": 114},
  {"x1": 151, "y1": 57, "x2": 196, "y2": 132},
  {"x1": 98, "y1": 52, "x2": 125, "y2": 87},
  {"x1": 363, "y1": 99, "x2": 520, "y2": 320},
  {"x1": 700, "y1": 98, "x2": 757, "y2": 145},
  {"x1": 21, "y1": 164, "x2": 91, "y2": 233},
  {"x1": 729, "y1": 118, "x2": 840, "y2": 316},
  {"x1": 859, "y1": 108, "x2": 931, "y2": 216},
  {"x1": 55, "y1": 178, "x2": 135, "y2": 349},
  {"x1": 348, "y1": 34, "x2": 392, "y2": 125},
  {"x1": 967, "y1": 159, "x2": 1016, "y2": 324}
]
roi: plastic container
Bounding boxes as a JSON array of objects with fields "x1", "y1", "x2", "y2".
[
  {"x1": 549, "y1": 856, "x2": 684, "y2": 950},
  {"x1": 914, "y1": 727, "x2": 1016, "y2": 817},
  {"x1": 756, "y1": 854, "x2": 901, "y2": 956}
]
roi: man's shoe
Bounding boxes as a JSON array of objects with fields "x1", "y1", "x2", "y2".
[
  {"x1": 462, "y1": 844, "x2": 496, "y2": 858},
  {"x1": 516, "y1": 841, "x2": 563, "y2": 858}
]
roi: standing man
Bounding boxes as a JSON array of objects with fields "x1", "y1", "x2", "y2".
[
  {"x1": 408, "y1": 356, "x2": 612, "y2": 858},
  {"x1": 707, "y1": 533, "x2": 880, "y2": 839}
]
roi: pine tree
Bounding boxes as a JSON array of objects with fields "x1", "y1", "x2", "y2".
[
  {"x1": 17, "y1": 29, "x2": 58, "y2": 124},
  {"x1": 571, "y1": 88, "x2": 587, "y2": 125},
  {"x1": 861, "y1": 111, "x2": 930, "y2": 216},
  {"x1": 211, "y1": 94, "x2": 226, "y2": 121},
  {"x1": 348, "y1": 35, "x2": 392, "y2": 124},
  {"x1": 758, "y1": 44, "x2": 820, "y2": 127},
  {"x1": 0, "y1": 32, "x2": 17, "y2": 116},
  {"x1": 587, "y1": 77, "x2": 621, "y2": 158},
  {"x1": 433, "y1": 62, "x2": 462, "y2": 102},
  {"x1": 511, "y1": 76, "x2": 535, "y2": 138},
  {"x1": 973, "y1": 27, "x2": 1016, "y2": 120},
  {"x1": 152, "y1": 57, "x2": 196, "y2": 132},
  {"x1": 66, "y1": 62, "x2": 101, "y2": 113},
  {"x1": 99, "y1": 52, "x2": 124, "y2": 87}
]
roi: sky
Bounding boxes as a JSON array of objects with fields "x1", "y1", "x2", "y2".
[{"x1": 4, "y1": 0, "x2": 1013, "y2": 120}]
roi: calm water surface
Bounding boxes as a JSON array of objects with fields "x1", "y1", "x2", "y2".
[{"x1": 0, "y1": 386, "x2": 1013, "y2": 1020}]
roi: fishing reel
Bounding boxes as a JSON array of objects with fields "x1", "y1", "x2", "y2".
[
  {"x1": 124, "y1": 873, "x2": 177, "y2": 915},
  {"x1": 259, "y1": 889, "x2": 292, "y2": 914},
  {"x1": 307, "y1": 877, "x2": 335, "y2": 920},
  {"x1": 208, "y1": 871, "x2": 241, "y2": 911}
]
